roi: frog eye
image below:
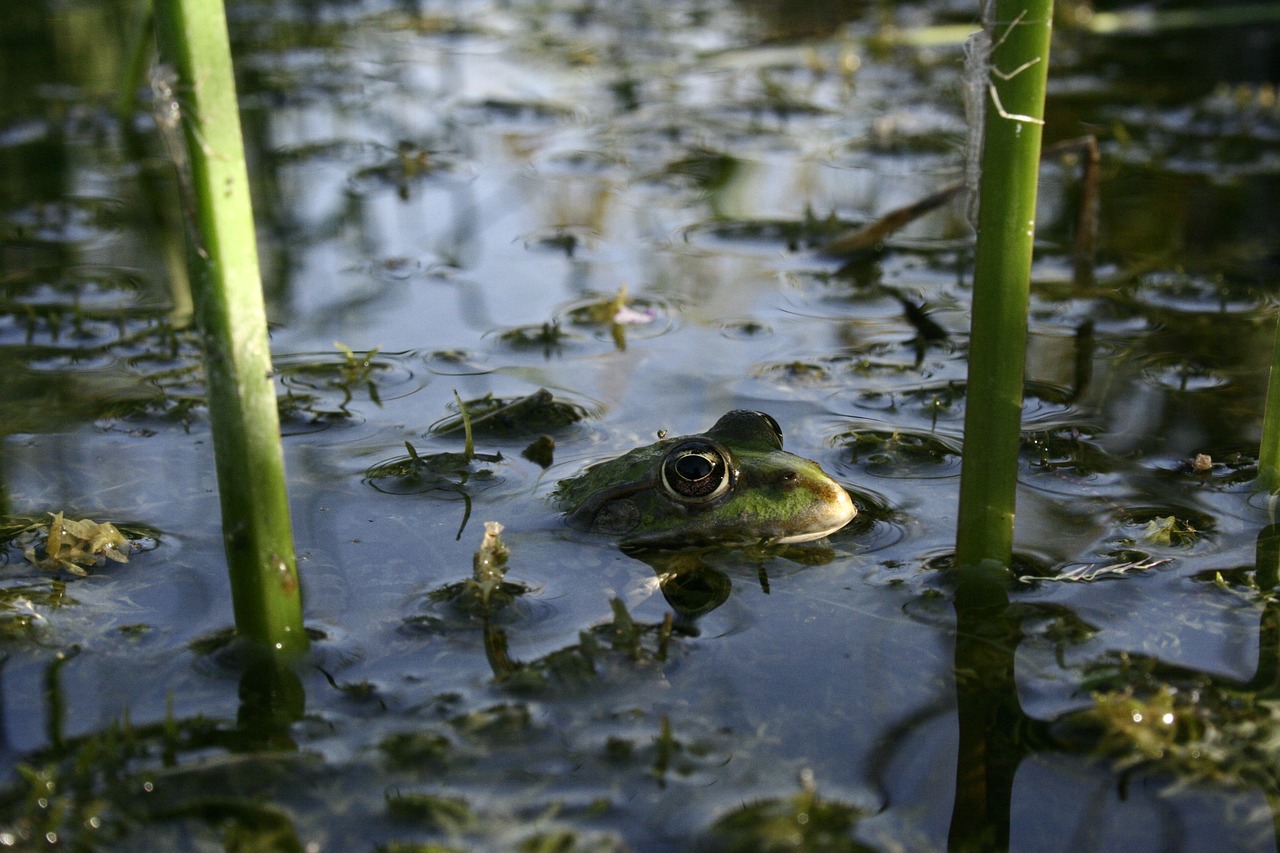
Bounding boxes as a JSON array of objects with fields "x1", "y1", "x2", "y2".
[{"x1": 661, "y1": 441, "x2": 733, "y2": 503}]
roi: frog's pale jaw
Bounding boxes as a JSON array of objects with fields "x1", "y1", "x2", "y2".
[
  {"x1": 773, "y1": 482, "x2": 855, "y2": 544},
  {"x1": 775, "y1": 523, "x2": 848, "y2": 544}
]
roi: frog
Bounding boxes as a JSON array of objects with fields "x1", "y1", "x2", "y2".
[{"x1": 553, "y1": 410, "x2": 856, "y2": 550}]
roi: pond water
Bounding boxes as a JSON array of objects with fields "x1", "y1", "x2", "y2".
[{"x1": 4, "y1": 0, "x2": 1280, "y2": 849}]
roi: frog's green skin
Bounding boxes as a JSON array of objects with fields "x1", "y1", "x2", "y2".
[{"x1": 554, "y1": 410, "x2": 855, "y2": 550}]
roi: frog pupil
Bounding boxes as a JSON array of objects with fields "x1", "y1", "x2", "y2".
[{"x1": 676, "y1": 454, "x2": 713, "y2": 481}]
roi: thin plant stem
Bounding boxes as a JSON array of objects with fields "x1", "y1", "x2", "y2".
[
  {"x1": 1259, "y1": 324, "x2": 1280, "y2": 493},
  {"x1": 115, "y1": 3, "x2": 154, "y2": 123},
  {"x1": 954, "y1": 0, "x2": 1054, "y2": 572},
  {"x1": 153, "y1": 0, "x2": 306, "y2": 658}
]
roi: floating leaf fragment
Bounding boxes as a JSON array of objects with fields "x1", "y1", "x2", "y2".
[
  {"x1": 24, "y1": 511, "x2": 131, "y2": 575},
  {"x1": 1142, "y1": 515, "x2": 1195, "y2": 546}
]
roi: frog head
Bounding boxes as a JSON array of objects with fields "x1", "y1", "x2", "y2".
[{"x1": 554, "y1": 410, "x2": 855, "y2": 550}]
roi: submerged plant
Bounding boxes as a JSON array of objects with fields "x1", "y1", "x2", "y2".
[
  {"x1": 430, "y1": 388, "x2": 588, "y2": 438},
  {"x1": 407, "y1": 520, "x2": 533, "y2": 637},
  {"x1": 418, "y1": 521, "x2": 531, "y2": 619},
  {"x1": 1055, "y1": 652, "x2": 1280, "y2": 791},
  {"x1": 484, "y1": 596, "x2": 673, "y2": 693},
  {"x1": 1075, "y1": 685, "x2": 1184, "y2": 763},
  {"x1": 704, "y1": 770, "x2": 873, "y2": 853},
  {"x1": 837, "y1": 427, "x2": 961, "y2": 470},
  {"x1": 689, "y1": 207, "x2": 852, "y2": 253},
  {"x1": 521, "y1": 435, "x2": 556, "y2": 469},
  {"x1": 384, "y1": 790, "x2": 477, "y2": 833},
  {"x1": 367, "y1": 437, "x2": 500, "y2": 489},
  {"x1": 469, "y1": 520, "x2": 510, "y2": 609},
  {"x1": 1052, "y1": 555, "x2": 1170, "y2": 583},
  {"x1": 275, "y1": 342, "x2": 388, "y2": 423},
  {"x1": 0, "y1": 705, "x2": 291, "y2": 849},
  {"x1": 498, "y1": 320, "x2": 581, "y2": 356}
]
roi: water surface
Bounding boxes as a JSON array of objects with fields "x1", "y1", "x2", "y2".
[{"x1": 3, "y1": 0, "x2": 1280, "y2": 849}]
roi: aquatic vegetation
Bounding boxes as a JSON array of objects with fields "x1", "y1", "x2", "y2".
[
  {"x1": 1117, "y1": 507, "x2": 1212, "y2": 549},
  {"x1": 274, "y1": 343, "x2": 390, "y2": 421},
  {"x1": 0, "y1": 709, "x2": 288, "y2": 849},
  {"x1": 0, "y1": 268, "x2": 166, "y2": 351},
  {"x1": 1023, "y1": 426, "x2": 1117, "y2": 477},
  {"x1": 415, "y1": 521, "x2": 533, "y2": 622},
  {"x1": 1057, "y1": 652, "x2": 1280, "y2": 793},
  {"x1": 366, "y1": 435, "x2": 509, "y2": 538},
  {"x1": 366, "y1": 440, "x2": 502, "y2": 498},
  {"x1": 558, "y1": 287, "x2": 666, "y2": 351},
  {"x1": 385, "y1": 791, "x2": 477, "y2": 832},
  {"x1": 704, "y1": 771, "x2": 873, "y2": 853},
  {"x1": 752, "y1": 359, "x2": 833, "y2": 385},
  {"x1": 1073, "y1": 685, "x2": 1185, "y2": 762},
  {"x1": 836, "y1": 426, "x2": 961, "y2": 472},
  {"x1": 469, "y1": 520, "x2": 510, "y2": 607},
  {"x1": 1139, "y1": 515, "x2": 1197, "y2": 547},
  {"x1": 380, "y1": 731, "x2": 453, "y2": 773},
  {"x1": 376, "y1": 843, "x2": 466, "y2": 853},
  {"x1": 820, "y1": 181, "x2": 963, "y2": 259},
  {"x1": 0, "y1": 581, "x2": 74, "y2": 643},
  {"x1": 498, "y1": 321, "x2": 582, "y2": 356},
  {"x1": 521, "y1": 435, "x2": 556, "y2": 468},
  {"x1": 521, "y1": 225, "x2": 600, "y2": 258},
  {"x1": 349, "y1": 140, "x2": 458, "y2": 200},
  {"x1": 686, "y1": 209, "x2": 854, "y2": 253},
  {"x1": 652, "y1": 147, "x2": 740, "y2": 192},
  {"x1": 486, "y1": 597, "x2": 674, "y2": 694},
  {"x1": 14, "y1": 512, "x2": 151, "y2": 576},
  {"x1": 429, "y1": 389, "x2": 588, "y2": 438}
]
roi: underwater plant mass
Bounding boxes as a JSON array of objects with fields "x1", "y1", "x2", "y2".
[{"x1": 3, "y1": 0, "x2": 1280, "y2": 849}]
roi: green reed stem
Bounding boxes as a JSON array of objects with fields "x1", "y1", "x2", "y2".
[
  {"x1": 954, "y1": 0, "x2": 1053, "y2": 572},
  {"x1": 115, "y1": 3, "x2": 154, "y2": 122},
  {"x1": 153, "y1": 0, "x2": 306, "y2": 658},
  {"x1": 1259, "y1": 326, "x2": 1280, "y2": 493}
]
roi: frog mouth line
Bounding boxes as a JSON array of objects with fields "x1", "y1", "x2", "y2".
[{"x1": 773, "y1": 520, "x2": 852, "y2": 544}]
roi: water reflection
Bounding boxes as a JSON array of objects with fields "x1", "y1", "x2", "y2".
[{"x1": 949, "y1": 561, "x2": 1023, "y2": 852}]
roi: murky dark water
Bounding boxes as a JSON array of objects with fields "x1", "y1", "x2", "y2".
[{"x1": 3, "y1": 0, "x2": 1280, "y2": 849}]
